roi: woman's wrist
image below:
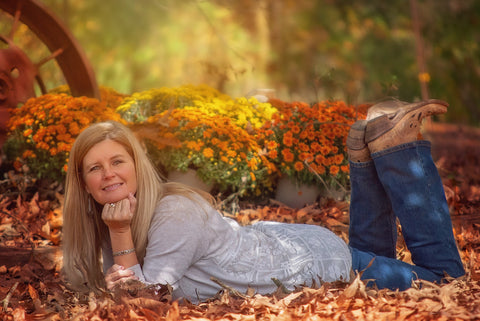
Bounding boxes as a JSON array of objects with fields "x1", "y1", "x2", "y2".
[
  {"x1": 112, "y1": 248, "x2": 136, "y2": 257},
  {"x1": 110, "y1": 233, "x2": 139, "y2": 267},
  {"x1": 109, "y1": 227, "x2": 137, "y2": 260},
  {"x1": 109, "y1": 225, "x2": 132, "y2": 236}
]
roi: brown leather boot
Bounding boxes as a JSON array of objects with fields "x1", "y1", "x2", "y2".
[
  {"x1": 366, "y1": 99, "x2": 410, "y2": 121},
  {"x1": 347, "y1": 120, "x2": 371, "y2": 162},
  {"x1": 346, "y1": 100, "x2": 408, "y2": 162},
  {"x1": 365, "y1": 99, "x2": 448, "y2": 154}
]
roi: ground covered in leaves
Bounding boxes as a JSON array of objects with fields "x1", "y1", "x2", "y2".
[{"x1": 1, "y1": 122, "x2": 480, "y2": 320}]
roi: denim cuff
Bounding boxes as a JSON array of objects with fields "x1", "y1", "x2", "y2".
[
  {"x1": 349, "y1": 159, "x2": 374, "y2": 169},
  {"x1": 371, "y1": 140, "x2": 431, "y2": 159}
]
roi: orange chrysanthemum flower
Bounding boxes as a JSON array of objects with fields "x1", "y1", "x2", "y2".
[
  {"x1": 294, "y1": 161, "x2": 304, "y2": 171},
  {"x1": 202, "y1": 147, "x2": 214, "y2": 158},
  {"x1": 282, "y1": 135, "x2": 293, "y2": 147},
  {"x1": 329, "y1": 165, "x2": 340, "y2": 176},
  {"x1": 282, "y1": 149, "x2": 295, "y2": 162}
]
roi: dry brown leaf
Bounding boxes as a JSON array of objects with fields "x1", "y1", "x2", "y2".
[
  {"x1": 28, "y1": 284, "x2": 39, "y2": 301},
  {"x1": 166, "y1": 301, "x2": 180, "y2": 321},
  {"x1": 12, "y1": 307, "x2": 26, "y2": 321},
  {"x1": 275, "y1": 291, "x2": 303, "y2": 309}
]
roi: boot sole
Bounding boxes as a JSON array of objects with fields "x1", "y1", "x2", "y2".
[{"x1": 365, "y1": 99, "x2": 448, "y2": 143}]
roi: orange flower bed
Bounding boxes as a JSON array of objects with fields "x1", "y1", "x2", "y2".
[
  {"x1": 5, "y1": 93, "x2": 122, "y2": 182},
  {"x1": 258, "y1": 100, "x2": 368, "y2": 187},
  {"x1": 143, "y1": 108, "x2": 276, "y2": 197}
]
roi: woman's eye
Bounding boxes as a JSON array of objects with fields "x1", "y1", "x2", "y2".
[{"x1": 89, "y1": 165, "x2": 100, "y2": 172}]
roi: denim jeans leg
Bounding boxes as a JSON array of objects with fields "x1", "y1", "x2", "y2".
[
  {"x1": 350, "y1": 247, "x2": 444, "y2": 290},
  {"x1": 372, "y1": 141, "x2": 465, "y2": 279},
  {"x1": 348, "y1": 160, "x2": 397, "y2": 258}
]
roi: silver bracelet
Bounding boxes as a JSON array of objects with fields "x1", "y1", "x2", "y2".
[{"x1": 112, "y1": 248, "x2": 136, "y2": 257}]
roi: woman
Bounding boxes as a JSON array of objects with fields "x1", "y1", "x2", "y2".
[{"x1": 62, "y1": 99, "x2": 465, "y2": 303}]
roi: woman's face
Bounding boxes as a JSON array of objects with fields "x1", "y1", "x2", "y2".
[{"x1": 82, "y1": 139, "x2": 137, "y2": 205}]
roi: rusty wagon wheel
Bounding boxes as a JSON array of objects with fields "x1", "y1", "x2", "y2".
[{"x1": 0, "y1": 0, "x2": 99, "y2": 146}]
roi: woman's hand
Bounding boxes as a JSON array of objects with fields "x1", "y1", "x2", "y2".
[
  {"x1": 105, "y1": 264, "x2": 138, "y2": 290},
  {"x1": 102, "y1": 193, "x2": 137, "y2": 233},
  {"x1": 103, "y1": 193, "x2": 139, "y2": 268}
]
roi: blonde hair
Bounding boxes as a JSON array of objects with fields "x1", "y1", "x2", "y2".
[{"x1": 62, "y1": 121, "x2": 213, "y2": 292}]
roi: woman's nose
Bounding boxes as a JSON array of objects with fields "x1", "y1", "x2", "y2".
[{"x1": 103, "y1": 166, "x2": 115, "y2": 178}]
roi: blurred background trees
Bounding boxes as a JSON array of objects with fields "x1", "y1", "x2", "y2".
[{"x1": 1, "y1": 0, "x2": 479, "y2": 125}]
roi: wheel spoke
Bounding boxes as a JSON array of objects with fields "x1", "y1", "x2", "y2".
[
  {"x1": 36, "y1": 47, "x2": 64, "y2": 68},
  {"x1": 7, "y1": 0, "x2": 24, "y2": 39},
  {"x1": 35, "y1": 74, "x2": 47, "y2": 95}
]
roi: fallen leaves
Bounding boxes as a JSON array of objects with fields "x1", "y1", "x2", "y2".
[
  {"x1": 1, "y1": 193, "x2": 479, "y2": 320},
  {"x1": 230, "y1": 198, "x2": 350, "y2": 242}
]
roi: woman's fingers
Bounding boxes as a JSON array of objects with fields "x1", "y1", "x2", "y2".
[
  {"x1": 128, "y1": 192, "x2": 137, "y2": 215},
  {"x1": 105, "y1": 264, "x2": 132, "y2": 283},
  {"x1": 105, "y1": 264, "x2": 138, "y2": 290},
  {"x1": 102, "y1": 198, "x2": 134, "y2": 230},
  {"x1": 106, "y1": 274, "x2": 137, "y2": 290},
  {"x1": 106, "y1": 263, "x2": 124, "y2": 275},
  {"x1": 102, "y1": 198, "x2": 132, "y2": 219}
]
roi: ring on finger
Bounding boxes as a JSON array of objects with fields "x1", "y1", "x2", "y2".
[{"x1": 109, "y1": 203, "x2": 115, "y2": 208}]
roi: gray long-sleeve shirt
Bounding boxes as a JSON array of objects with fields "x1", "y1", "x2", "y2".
[{"x1": 103, "y1": 194, "x2": 352, "y2": 302}]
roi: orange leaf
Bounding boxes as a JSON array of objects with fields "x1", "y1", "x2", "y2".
[{"x1": 28, "y1": 283, "x2": 39, "y2": 300}]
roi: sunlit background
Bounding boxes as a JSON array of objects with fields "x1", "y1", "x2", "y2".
[{"x1": 1, "y1": 0, "x2": 479, "y2": 125}]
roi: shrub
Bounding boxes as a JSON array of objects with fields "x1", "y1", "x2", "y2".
[{"x1": 5, "y1": 93, "x2": 122, "y2": 182}]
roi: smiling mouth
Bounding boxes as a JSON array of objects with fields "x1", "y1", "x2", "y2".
[{"x1": 103, "y1": 183, "x2": 123, "y2": 191}]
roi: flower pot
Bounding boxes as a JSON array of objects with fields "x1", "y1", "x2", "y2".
[
  {"x1": 275, "y1": 177, "x2": 320, "y2": 209},
  {"x1": 168, "y1": 169, "x2": 213, "y2": 193}
]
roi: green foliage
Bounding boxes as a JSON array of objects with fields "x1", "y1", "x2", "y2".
[{"x1": 1, "y1": 0, "x2": 479, "y2": 125}]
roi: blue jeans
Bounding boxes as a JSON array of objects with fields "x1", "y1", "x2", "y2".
[{"x1": 349, "y1": 141, "x2": 465, "y2": 290}]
